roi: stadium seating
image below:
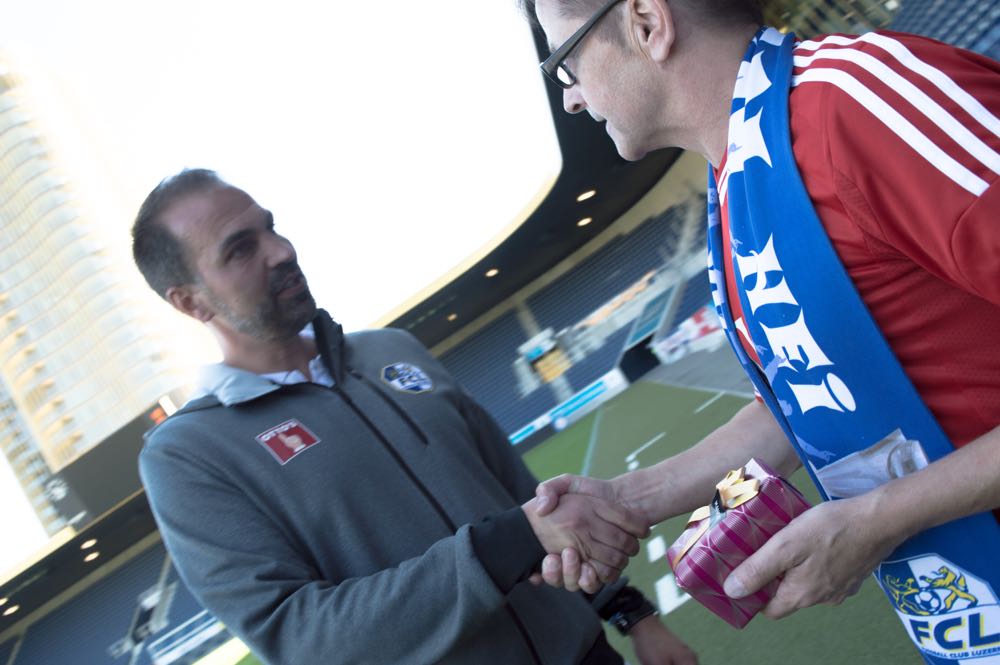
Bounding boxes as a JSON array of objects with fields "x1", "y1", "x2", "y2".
[
  {"x1": 440, "y1": 203, "x2": 696, "y2": 434},
  {"x1": 690, "y1": 198, "x2": 708, "y2": 251},
  {"x1": 13, "y1": 546, "x2": 165, "y2": 664},
  {"x1": 564, "y1": 327, "x2": 632, "y2": 391},
  {"x1": 527, "y1": 206, "x2": 684, "y2": 332},
  {"x1": 665, "y1": 271, "x2": 713, "y2": 330},
  {"x1": 892, "y1": 0, "x2": 1000, "y2": 59},
  {"x1": 9, "y1": 544, "x2": 216, "y2": 665},
  {"x1": 438, "y1": 311, "x2": 558, "y2": 433},
  {"x1": 0, "y1": 639, "x2": 15, "y2": 665}
]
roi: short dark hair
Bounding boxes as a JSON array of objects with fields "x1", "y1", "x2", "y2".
[
  {"x1": 131, "y1": 168, "x2": 225, "y2": 299},
  {"x1": 518, "y1": 0, "x2": 763, "y2": 31}
]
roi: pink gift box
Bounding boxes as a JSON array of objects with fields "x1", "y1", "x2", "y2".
[{"x1": 666, "y1": 458, "x2": 811, "y2": 628}]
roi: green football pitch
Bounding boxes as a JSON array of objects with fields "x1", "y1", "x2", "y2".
[{"x1": 522, "y1": 379, "x2": 921, "y2": 664}]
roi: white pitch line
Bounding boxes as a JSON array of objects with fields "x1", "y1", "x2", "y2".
[
  {"x1": 646, "y1": 536, "x2": 666, "y2": 563},
  {"x1": 625, "y1": 432, "x2": 665, "y2": 463},
  {"x1": 580, "y1": 407, "x2": 605, "y2": 477},
  {"x1": 655, "y1": 573, "x2": 692, "y2": 615},
  {"x1": 694, "y1": 391, "x2": 725, "y2": 414}
]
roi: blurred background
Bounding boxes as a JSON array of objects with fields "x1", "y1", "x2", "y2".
[{"x1": 0, "y1": 1, "x2": 996, "y2": 663}]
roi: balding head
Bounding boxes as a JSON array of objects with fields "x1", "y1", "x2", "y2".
[{"x1": 132, "y1": 168, "x2": 227, "y2": 299}]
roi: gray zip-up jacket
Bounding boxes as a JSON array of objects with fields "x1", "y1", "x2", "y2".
[{"x1": 140, "y1": 311, "x2": 608, "y2": 664}]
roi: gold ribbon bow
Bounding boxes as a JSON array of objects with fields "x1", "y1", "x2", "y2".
[{"x1": 670, "y1": 467, "x2": 761, "y2": 567}]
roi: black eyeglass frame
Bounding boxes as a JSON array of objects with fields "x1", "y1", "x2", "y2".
[{"x1": 539, "y1": 0, "x2": 626, "y2": 89}]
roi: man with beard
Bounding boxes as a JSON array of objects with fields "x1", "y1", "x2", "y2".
[{"x1": 131, "y1": 169, "x2": 697, "y2": 665}]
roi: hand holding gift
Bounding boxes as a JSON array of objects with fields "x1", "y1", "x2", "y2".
[
  {"x1": 723, "y1": 489, "x2": 903, "y2": 619},
  {"x1": 666, "y1": 459, "x2": 811, "y2": 628}
]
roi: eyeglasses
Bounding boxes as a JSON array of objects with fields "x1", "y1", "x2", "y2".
[{"x1": 539, "y1": 0, "x2": 625, "y2": 89}]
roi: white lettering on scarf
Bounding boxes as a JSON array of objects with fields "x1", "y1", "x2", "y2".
[{"x1": 736, "y1": 235, "x2": 857, "y2": 414}]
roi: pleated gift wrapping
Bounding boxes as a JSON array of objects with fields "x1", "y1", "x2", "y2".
[{"x1": 666, "y1": 458, "x2": 811, "y2": 628}]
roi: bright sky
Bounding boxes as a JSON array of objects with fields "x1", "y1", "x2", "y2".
[{"x1": 0, "y1": 1, "x2": 562, "y2": 576}]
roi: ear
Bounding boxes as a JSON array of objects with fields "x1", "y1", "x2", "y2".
[
  {"x1": 628, "y1": 0, "x2": 674, "y2": 63},
  {"x1": 165, "y1": 284, "x2": 215, "y2": 323}
]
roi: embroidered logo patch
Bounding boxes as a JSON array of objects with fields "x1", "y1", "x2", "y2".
[
  {"x1": 878, "y1": 554, "x2": 1000, "y2": 661},
  {"x1": 381, "y1": 363, "x2": 433, "y2": 393},
  {"x1": 255, "y1": 419, "x2": 320, "y2": 464}
]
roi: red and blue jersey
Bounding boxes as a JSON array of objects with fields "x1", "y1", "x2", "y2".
[{"x1": 715, "y1": 31, "x2": 1000, "y2": 448}]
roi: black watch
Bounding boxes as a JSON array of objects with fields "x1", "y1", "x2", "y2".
[{"x1": 607, "y1": 599, "x2": 658, "y2": 636}]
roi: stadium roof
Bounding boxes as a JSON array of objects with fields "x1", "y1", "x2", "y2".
[
  {"x1": 386, "y1": 29, "x2": 681, "y2": 350},
  {"x1": 0, "y1": 492, "x2": 157, "y2": 635}
]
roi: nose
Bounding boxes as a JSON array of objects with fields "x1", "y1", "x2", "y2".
[
  {"x1": 266, "y1": 232, "x2": 296, "y2": 267},
  {"x1": 563, "y1": 86, "x2": 586, "y2": 114}
]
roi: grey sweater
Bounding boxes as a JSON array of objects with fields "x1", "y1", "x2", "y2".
[{"x1": 140, "y1": 311, "x2": 606, "y2": 664}]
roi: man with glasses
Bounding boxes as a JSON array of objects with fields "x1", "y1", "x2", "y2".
[{"x1": 522, "y1": 0, "x2": 1000, "y2": 660}]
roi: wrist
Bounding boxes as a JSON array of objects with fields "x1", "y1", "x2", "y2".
[
  {"x1": 866, "y1": 479, "x2": 926, "y2": 547},
  {"x1": 608, "y1": 601, "x2": 657, "y2": 636},
  {"x1": 599, "y1": 585, "x2": 658, "y2": 636},
  {"x1": 612, "y1": 469, "x2": 657, "y2": 526},
  {"x1": 471, "y1": 507, "x2": 546, "y2": 593},
  {"x1": 625, "y1": 613, "x2": 662, "y2": 637}
]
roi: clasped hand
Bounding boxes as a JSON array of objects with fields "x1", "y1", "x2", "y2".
[{"x1": 523, "y1": 489, "x2": 648, "y2": 592}]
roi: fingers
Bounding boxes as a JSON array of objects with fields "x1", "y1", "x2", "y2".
[
  {"x1": 583, "y1": 540, "x2": 630, "y2": 573},
  {"x1": 561, "y1": 547, "x2": 583, "y2": 592},
  {"x1": 541, "y1": 554, "x2": 564, "y2": 587},
  {"x1": 535, "y1": 474, "x2": 577, "y2": 515},
  {"x1": 594, "y1": 499, "x2": 649, "y2": 539},
  {"x1": 723, "y1": 532, "x2": 793, "y2": 600},
  {"x1": 538, "y1": 550, "x2": 604, "y2": 593},
  {"x1": 578, "y1": 562, "x2": 601, "y2": 594},
  {"x1": 552, "y1": 492, "x2": 642, "y2": 555},
  {"x1": 536, "y1": 474, "x2": 618, "y2": 515},
  {"x1": 587, "y1": 559, "x2": 621, "y2": 586},
  {"x1": 761, "y1": 590, "x2": 801, "y2": 620},
  {"x1": 587, "y1": 516, "x2": 641, "y2": 557},
  {"x1": 557, "y1": 549, "x2": 609, "y2": 593}
]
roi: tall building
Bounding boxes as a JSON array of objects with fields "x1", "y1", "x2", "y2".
[
  {"x1": 892, "y1": 0, "x2": 1000, "y2": 60},
  {"x1": 765, "y1": 0, "x2": 900, "y2": 37},
  {"x1": 0, "y1": 60, "x2": 189, "y2": 536}
]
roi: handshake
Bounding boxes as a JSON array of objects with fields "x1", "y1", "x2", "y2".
[{"x1": 522, "y1": 474, "x2": 647, "y2": 593}]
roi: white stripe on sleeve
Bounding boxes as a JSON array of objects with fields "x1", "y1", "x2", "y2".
[
  {"x1": 793, "y1": 67, "x2": 989, "y2": 196},
  {"x1": 797, "y1": 33, "x2": 1000, "y2": 139},
  {"x1": 794, "y1": 48, "x2": 1000, "y2": 176}
]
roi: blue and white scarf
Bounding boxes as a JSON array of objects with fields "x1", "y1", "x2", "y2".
[{"x1": 707, "y1": 27, "x2": 1000, "y2": 663}]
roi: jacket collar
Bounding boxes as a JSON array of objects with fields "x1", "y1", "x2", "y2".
[{"x1": 194, "y1": 309, "x2": 345, "y2": 407}]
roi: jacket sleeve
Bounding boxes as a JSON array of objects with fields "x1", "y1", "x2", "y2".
[{"x1": 140, "y1": 429, "x2": 542, "y2": 665}]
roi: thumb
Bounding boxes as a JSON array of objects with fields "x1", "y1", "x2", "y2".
[
  {"x1": 723, "y1": 538, "x2": 787, "y2": 599},
  {"x1": 535, "y1": 474, "x2": 578, "y2": 515}
]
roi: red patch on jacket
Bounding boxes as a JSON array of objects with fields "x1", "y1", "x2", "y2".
[{"x1": 255, "y1": 419, "x2": 320, "y2": 464}]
